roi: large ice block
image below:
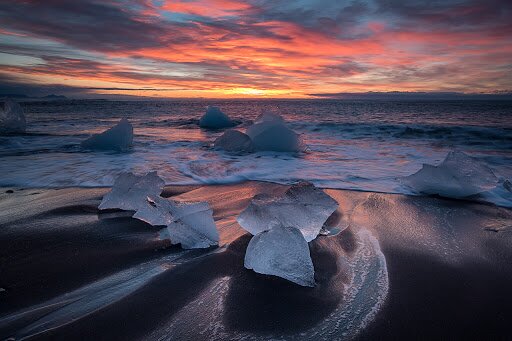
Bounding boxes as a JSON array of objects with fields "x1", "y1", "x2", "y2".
[
  {"x1": 244, "y1": 224, "x2": 315, "y2": 287},
  {"x1": 214, "y1": 129, "x2": 254, "y2": 152},
  {"x1": 246, "y1": 114, "x2": 304, "y2": 152},
  {"x1": 237, "y1": 181, "x2": 338, "y2": 242},
  {"x1": 199, "y1": 106, "x2": 235, "y2": 129},
  {"x1": 81, "y1": 118, "x2": 133, "y2": 151},
  {"x1": 402, "y1": 151, "x2": 498, "y2": 198}
]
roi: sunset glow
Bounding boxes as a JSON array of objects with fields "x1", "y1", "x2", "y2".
[{"x1": 0, "y1": 0, "x2": 511, "y2": 98}]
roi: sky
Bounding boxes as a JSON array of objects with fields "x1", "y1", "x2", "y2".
[{"x1": 0, "y1": 0, "x2": 511, "y2": 99}]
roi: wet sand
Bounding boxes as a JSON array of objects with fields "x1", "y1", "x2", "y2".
[{"x1": 1, "y1": 183, "x2": 512, "y2": 340}]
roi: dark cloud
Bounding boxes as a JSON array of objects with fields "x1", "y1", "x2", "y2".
[
  {"x1": 0, "y1": 0, "x2": 187, "y2": 52},
  {"x1": 309, "y1": 91, "x2": 512, "y2": 100},
  {"x1": 375, "y1": 0, "x2": 512, "y2": 34}
]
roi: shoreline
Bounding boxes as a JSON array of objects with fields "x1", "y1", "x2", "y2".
[{"x1": 1, "y1": 181, "x2": 512, "y2": 339}]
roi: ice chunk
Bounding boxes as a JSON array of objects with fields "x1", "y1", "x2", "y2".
[
  {"x1": 154, "y1": 200, "x2": 219, "y2": 249},
  {"x1": 402, "y1": 151, "x2": 498, "y2": 198},
  {"x1": 214, "y1": 129, "x2": 254, "y2": 152},
  {"x1": 0, "y1": 99, "x2": 26, "y2": 134},
  {"x1": 246, "y1": 120, "x2": 304, "y2": 152},
  {"x1": 199, "y1": 106, "x2": 234, "y2": 129},
  {"x1": 99, "y1": 172, "x2": 219, "y2": 249},
  {"x1": 254, "y1": 112, "x2": 285, "y2": 124},
  {"x1": 237, "y1": 182, "x2": 338, "y2": 242},
  {"x1": 165, "y1": 200, "x2": 219, "y2": 249},
  {"x1": 132, "y1": 195, "x2": 176, "y2": 226},
  {"x1": 244, "y1": 224, "x2": 315, "y2": 287},
  {"x1": 81, "y1": 118, "x2": 133, "y2": 151},
  {"x1": 99, "y1": 172, "x2": 165, "y2": 212}
]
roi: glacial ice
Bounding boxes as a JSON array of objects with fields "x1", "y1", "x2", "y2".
[
  {"x1": 163, "y1": 201, "x2": 219, "y2": 249},
  {"x1": 99, "y1": 172, "x2": 218, "y2": 249},
  {"x1": 237, "y1": 181, "x2": 339, "y2": 242},
  {"x1": 402, "y1": 150, "x2": 498, "y2": 198},
  {"x1": 99, "y1": 172, "x2": 165, "y2": 212},
  {"x1": 199, "y1": 106, "x2": 235, "y2": 129},
  {"x1": 0, "y1": 99, "x2": 26, "y2": 134},
  {"x1": 254, "y1": 111, "x2": 285, "y2": 124},
  {"x1": 81, "y1": 118, "x2": 133, "y2": 151},
  {"x1": 135, "y1": 196, "x2": 219, "y2": 249},
  {"x1": 214, "y1": 129, "x2": 254, "y2": 152},
  {"x1": 246, "y1": 114, "x2": 304, "y2": 152},
  {"x1": 244, "y1": 224, "x2": 315, "y2": 287}
]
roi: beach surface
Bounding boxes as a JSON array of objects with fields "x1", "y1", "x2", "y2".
[{"x1": 1, "y1": 182, "x2": 512, "y2": 340}]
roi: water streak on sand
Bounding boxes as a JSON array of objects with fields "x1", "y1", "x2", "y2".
[{"x1": 145, "y1": 228, "x2": 388, "y2": 341}]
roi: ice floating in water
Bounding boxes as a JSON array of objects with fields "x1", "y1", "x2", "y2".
[
  {"x1": 244, "y1": 224, "x2": 315, "y2": 287},
  {"x1": 81, "y1": 118, "x2": 133, "y2": 151},
  {"x1": 99, "y1": 172, "x2": 218, "y2": 249},
  {"x1": 254, "y1": 111, "x2": 285, "y2": 124},
  {"x1": 237, "y1": 181, "x2": 338, "y2": 242},
  {"x1": 214, "y1": 129, "x2": 254, "y2": 152},
  {"x1": 0, "y1": 99, "x2": 26, "y2": 134},
  {"x1": 402, "y1": 151, "x2": 498, "y2": 198},
  {"x1": 99, "y1": 172, "x2": 164, "y2": 212},
  {"x1": 211, "y1": 112, "x2": 304, "y2": 153},
  {"x1": 199, "y1": 106, "x2": 235, "y2": 129},
  {"x1": 246, "y1": 114, "x2": 304, "y2": 152}
]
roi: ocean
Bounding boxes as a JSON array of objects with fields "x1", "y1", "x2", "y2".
[{"x1": 1, "y1": 99, "x2": 511, "y2": 202}]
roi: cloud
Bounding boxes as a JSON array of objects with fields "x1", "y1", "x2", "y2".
[{"x1": 0, "y1": 0, "x2": 511, "y2": 97}]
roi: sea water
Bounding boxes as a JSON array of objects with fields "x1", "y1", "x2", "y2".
[{"x1": 1, "y1": 99, "x2": 510, "y2": 202}]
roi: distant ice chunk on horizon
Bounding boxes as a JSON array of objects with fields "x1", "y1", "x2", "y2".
[
  {"x1": 237, "y1": 181, "x2": 339, "y2": 242},
  {"x1": 81, "y1": 118, "x2": 133, "y2": 151},
  {"x1": 244, "y1": 224, "x2": 315, "y2": 287},
  {"x1": 402, "y1": 150, "x2": 499, "y2": 198},
  {"x1": 199, "y1": 106, "x2": 235, "y2": 129},
  {"x1": 99, "y1": 172, "x2": 218, "y2": 249},
  {"x1": 214, "y1": 129, "x2": 254, "y2": 152},
  {"x1": 0, "y1": 99, "x2": 26, "y2": 134},
  {"x1": 246, "y1": 113, "x2": 304, "y2": 152}
]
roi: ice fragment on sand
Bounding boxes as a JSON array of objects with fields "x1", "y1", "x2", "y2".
[
  {"x1": 99, "y1": 172, "x2": 218, "y2": 249},
  {"x1": 246, "y1": 114, "x2": 304, "y2": 152},
  {"x1": 81, "y1": 118, "x2": 133, "y2": 151},
  {"x1": 237, "y1": 181, "x2": 338, "y2": 242},
  {"x1": 0, "y1": 99, "x2": 26, "y2": 134},
  {"x1": 199, "y1": 106, "x2": 234, "y2": 129},
  {"x1": 161, "y1": 200, "x2": 219, "y2": 249},
  {"x1": 214, "y1": 129, "x2": 254, "y2": 152},
  {"x1": 99, "y1": 172, "x2": 165, "y2": 211},
  {"x1": 244, "y1": 224, "x2": 315, "y2": 287},
  {"x1": 402, "y1": 151, "x2": 498, "y2": 198}
]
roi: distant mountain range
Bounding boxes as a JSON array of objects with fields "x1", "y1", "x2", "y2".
[{"x1": 1, "y1": 94, "x2": 68, "y2": 100}]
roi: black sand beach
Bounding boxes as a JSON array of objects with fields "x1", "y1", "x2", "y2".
[{"x1": 1, "y1": 183, "x2": 512, "y2": 340}]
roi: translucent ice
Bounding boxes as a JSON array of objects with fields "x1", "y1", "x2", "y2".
[
  {"x1": 214, "y1": 129, "x2": 254, "y2": 152},
  {"x1": 100, "y1": 172, "x2": 218, "y2": 249},
  {"x1": 99, "y1": 172, "x2": 165, "y2": 212},
  {"x1": 0, "y1": 99, "x2": 26, "y2": 134},
  {"x1": 254, "y1": 111, "x2": 285, "y2": 124},
  {"x1": 237, "y1": 181, "x2": 338, "y2": 242},
  {"x1": 244, "y1": 224, "x2": 315, "y2": 287},
  {"x1": 402, "y1": 151, "x2": 498, "y2": 198},
  {"x1": 246, "y1": 116, "x2": 304, "y2": 152},
  {"x1": 199, "y1": 106, "x2": 234, "y2": 129},
  {"x1": 81, "y1": 118, "x2": 133, "y2": 151},
  {"x1": 163, "y1": 200, "x2": 219, "y2": 249}
]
